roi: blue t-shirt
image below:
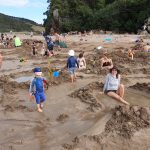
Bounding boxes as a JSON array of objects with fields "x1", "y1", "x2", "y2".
[{"x1": 67, "y1": 56, "x2": 79, "y2": 68}]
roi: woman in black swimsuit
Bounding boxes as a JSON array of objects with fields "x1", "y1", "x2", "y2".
[{"x1": 100, "y1": 51, "x2": 113, "y2": 70}]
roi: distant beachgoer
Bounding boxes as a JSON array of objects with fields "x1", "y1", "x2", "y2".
[
  {"x1": 0, "y1": 52, "x2": 3, "y2": 68},
  {"x1": 143, "y1": 43, "x2": 150, "y2": 52},
  {"x1": 29, "y1": 67, "x2": 48, "y2": 112},
  {"x1": 30, "y1": 31, "x2": 33, "y2": 37},
  {"x1": 67, "y1": 50, "x2": 79, "y2": 83},
  {"x1": 47, "y1": 38, "x2": 54, "y2": 56},
  {"x1": 13, "y1": 35, "x2": 22, "y2": 47},
  {"x1": 1, "y1": 33, "x2": 4, "y2": 41},
  {"x1": 100, "y1": 51, "x2": 113, "y2": 70},
  {"x1": 40, "y1": 43, "x2": 45, "y2": 56},
  {"x1": 77, "y1": 52, "x2": 86, "y2": 70},
  {"x1": 32, "y1": 42, "x2": 37, "y2": 55},
  {"x1": 103, "y1": 66, "x2": 129, "y2": 105},
  {"x1": 128, "y1": 49, "x2": 135, "y2": 60}
]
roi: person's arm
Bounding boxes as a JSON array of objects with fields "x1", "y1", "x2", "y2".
[
  {"x1": 109, "y1": 59, "x2": 113, "y2": 68},
  {"x1": 118, "y1": 75, "x2": 121, "y2": 85},
  {"x1": 76, "y1": 58, "x2": 79, "y2": 68},
  {"x1": 83, "y1": 57, "x2": 86, "y2": 67},
  {"x1": 103, "y1": 74, "x2": 109, "y2": 92},
  {"x1": 67, "y1": 58, "x2": 69, "y2": 68},
  {"x1": 100, "y1": 58, "x2": 104, "y2": 68},
  {"x1": 29, "y1": 79, "x2": 35, "y2": 95}
]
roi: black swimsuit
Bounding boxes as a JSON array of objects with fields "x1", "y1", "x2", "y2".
[{"x1": 103, "y1": 62, "x2": 111, "y2": 67}]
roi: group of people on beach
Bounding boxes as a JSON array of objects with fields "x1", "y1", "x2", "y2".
[
  {"x1": 4, "y1": 31, "x2": 150, "y2": 112},
  {"x1": 30, "y1": 32, "x2": 67, "y2": 57}
]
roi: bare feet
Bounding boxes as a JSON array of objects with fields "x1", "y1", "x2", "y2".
[
  {"x1": 40, "y1": 103, "x2": 44, "y2": 109},
  {"x1": 37, "y1": 108, "x2": 43, "y2": 113}
]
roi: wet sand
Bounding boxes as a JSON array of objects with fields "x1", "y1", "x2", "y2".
[{"x1": 0, "y1": 33, "x2": 150, "y2": 150}]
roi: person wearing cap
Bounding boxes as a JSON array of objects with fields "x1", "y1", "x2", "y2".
[
  {"x1": 29, "y1": 67, "x2": 48, "y2": 112},
  {"x1": 103, "y1": 66, "x2": 129, "y2": 105},
  {"x1": 100, "y1": 51, "x2": 113, "y2": 70},
  {"x1": 67, "y1": 50, "x2": 79, "y2": 83}
]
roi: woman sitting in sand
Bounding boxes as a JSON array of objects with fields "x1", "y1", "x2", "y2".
[
  {"x1": 100, "y1": 51, "x2": 113, "y2": 70},
  {"x1": 77, "y1": 52, "x2": 86, "y2": 70},
  {"x1": 103, "y1": 66, "x2": 129, "y2": 105}
]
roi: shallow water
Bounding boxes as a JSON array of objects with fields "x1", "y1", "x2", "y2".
[
  {"x1": 126, "y1": 89, "x2": 150, "y2": 107},
  {"x1": 14, "y1": 76, "x2": 34, "y2": 83}
]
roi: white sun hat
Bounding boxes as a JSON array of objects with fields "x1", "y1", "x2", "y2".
[{"x1": 68, "y1": 50, "x2": 75, "y2": 56}]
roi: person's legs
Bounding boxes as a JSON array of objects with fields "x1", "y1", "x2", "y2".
[
  {"x1": 107, "y1": 91, "x2": 129, "y2": 105},
  {"x1": 37, "y1": 104, "x2": 43, "y2": 112},
  {"x1": 35, "y1": 93, "x2": 43, "y2": 112},
  {"x1": 117, "y1": 84, "x2": 124, "y2": 98},
  {"x1": 69, "y1": 68, "x2": 74, "y2": 83},
  {"x1": 73, "y1": 68, "x2": 77, "y2": 82},
  {"x1": 39, "y1": 92, "x2": 46, "y2": 109},
  {"x1": 70, "y1": 74, "x2": 74, "y2": 83}
]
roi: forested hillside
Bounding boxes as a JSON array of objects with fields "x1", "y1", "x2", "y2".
[
  {"x1": 0, "y1": 13, "x2": 43, "y2": 32},
  {"x1": 44, "y1": 0, "x2": 150, "y2": 34}
]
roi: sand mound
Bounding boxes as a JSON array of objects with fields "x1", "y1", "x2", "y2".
[
  {"x1": 85, "y1": 50, "x2": 150, "y2": 75},
  {"x1": 130, "y1": 82, "x2": 150, "y2": 93},
  {"x1": 105, "y1": 105, "x2": 150, "y2": 138},
  {"x1": 63, "y1": 105, "x2": 150, "y2": 150},
  {"x1": 70, "y1": 82, "x2": 103, "y2": 112}
]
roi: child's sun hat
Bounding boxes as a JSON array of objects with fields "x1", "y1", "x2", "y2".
[
  {"x1": 68, "y1": 50, "x2": 75, "y2": 56},
  {"x1": 33, "y1": 67, "x2": 42, "y2": 76}
]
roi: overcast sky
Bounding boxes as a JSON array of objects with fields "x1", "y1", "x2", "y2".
[{"x1": 0, "y1": 0, "x2": 48, "y2": 24}]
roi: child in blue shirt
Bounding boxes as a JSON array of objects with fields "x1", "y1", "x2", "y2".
[
  {"x1": 29, "y1": 67, "x2": 48, "y2": 112},
  {"x1": 67, "y1": 50, "x2": 79, "y2": 83}
]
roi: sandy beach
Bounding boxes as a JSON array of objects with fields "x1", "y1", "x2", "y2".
[{"x1": 0, "y1": 33, "x2": 150, "y2": 150}]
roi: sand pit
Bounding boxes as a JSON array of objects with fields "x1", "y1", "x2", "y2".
[{"x1": 0, "y1": 33, "x2": 150, "y2": 150}]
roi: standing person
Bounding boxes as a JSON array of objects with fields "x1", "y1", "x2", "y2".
[
  {"x1": 32, "y1": 42, "x2": 37, "y2": 56},
  {"x1": 30, "y1": 31, "x2": 33, "y2": 37},
  {"x1": 47, "y1": 37, "x2": 54, "y2": 56},
  {"x1": 67, "y1": 50, "x2": 79, "y2": 83},
  {"x1": 0, "y1": 52, "x2": 3, "y2": 68},
  {"x1": 29, "y1": 67, "x2": 48, "y2": 112},
  {"x1": 1, "y1": 33, "x2": 4, "y2": 41},
  {"x1": 40, "y1": 43, "x2": 45, "y2": 56},
  {"x1": 103, "y1": 66, "x2": 129, "y2": 105},
  {"x1": 77, "y1": 52, "x2": 86, "y2": 70}
]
